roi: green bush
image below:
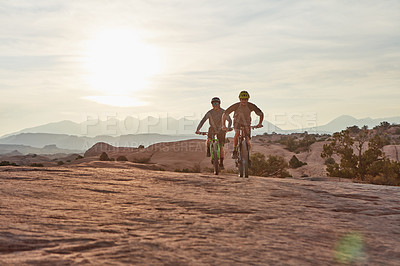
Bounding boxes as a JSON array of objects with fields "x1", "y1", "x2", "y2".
[
  {"x1": 99, "y1": 152, "x2": 110, "y2": 161},
  {"x1": 249, "y1": 152, "x2": 291, "y2": 178},
  {"x1": 30, "y1": 163, "x2": 44, "y2": 167},
  {"x1": 133, "y1": 156, "x2": 151, "y2": 164},
  {"x1": 322, "y1": 129, "x2": 400, "y2": 185},
  {"x1": 324, "y1": 157, "x2": 336, "y2": 165},
  {"x1": 175, "y1": 163, "x2": 201, "y2": 173},
  {"x1": 289, "y1": 155, "x2": 307, "y2": 169},
  {"x1": 117, "y1": 156, "x2": 128, "y2": 161},
  {"x1": 279, "y1": 134, "x2": 316, "y2": 153},
  {"x1": 0, "y1": 161, "x2": 18, "y2": 166},
  {"x1": 57, "y1": 161, "x2": 64, "y2": 165}
]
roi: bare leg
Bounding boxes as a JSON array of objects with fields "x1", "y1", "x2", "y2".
[{"x1": 233, "y1": 129, "x2": 240, "y2": 147}]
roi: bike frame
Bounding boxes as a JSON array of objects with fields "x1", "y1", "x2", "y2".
[
  {"x1": 236, "y1": 125, "x2": 257, "y2": 178},
  {"x1": 209, "y1": 137, "x2": 220, "y2": 162},
  {"x1": 197, "y1": 131, "x2": 222, "y2": 175}
]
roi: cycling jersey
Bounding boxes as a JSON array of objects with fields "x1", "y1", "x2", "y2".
[
  {"x1": 224, "y1": 102, "x2": 263, "y2": 126},
  {"x1": 197, "y1": 108, "x2": 232, "y2": 132}
]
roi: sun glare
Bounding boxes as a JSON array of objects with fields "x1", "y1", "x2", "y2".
[{"x1": 83, "y1": 29, "x2": 161, "y2": 106}]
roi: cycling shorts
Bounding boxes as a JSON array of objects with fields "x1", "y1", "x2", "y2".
[
  {"x1": 207, "y1": 128, "x2": 226, "y2": 146},
  {"x1": 234, "y1": 123, "x2": 251, "y2": 139}
]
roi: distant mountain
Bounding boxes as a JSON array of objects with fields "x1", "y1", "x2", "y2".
[
  {"x1": 3, "y1": 115, "x2": 398, "y2": 140},
  {"x1": 0, "y1": 144, "x2": 81, "y2": 155},
  {"x1": 1, "y1": 120, "x2": 83, "y2": 138},
  {"x1": 295, "y1": 115, "x2": 400, "y2": 134},
  {"x1": 1, "y1": 116, "x2": 283, "y2": 138}
]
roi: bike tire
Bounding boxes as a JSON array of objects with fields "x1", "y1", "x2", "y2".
[
  {"x1": 238, "y1": 142, "x2": 244, "y2": 177},
  {"x1": 241, "y1": 139, "x2": 249, "y2": 178},
  {"x1": 213, "y1": 146, "x2": 219, "y2": 175}
]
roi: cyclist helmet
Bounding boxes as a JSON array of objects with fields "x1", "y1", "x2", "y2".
[
  {"x1": 239, "y1": 91, "x2": 250, "y2": 99},
  {"x1": 211, "y1": 97, "x2": 221, "y2": 104}
]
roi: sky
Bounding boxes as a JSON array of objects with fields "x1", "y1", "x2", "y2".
[{"x1": 1, "y1": 0, "x2": 399, "y2": 136}]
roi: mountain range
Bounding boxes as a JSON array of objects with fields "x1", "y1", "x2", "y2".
[
  {"x1": 295, "y1": 115, "x2": 400, "y2": 134},
  {"x1": 1, "y1": 116, "x2": 283, "y2": 138},
  {"x1": 1, "y1": 115, "x2": 399, "y2": 154}
]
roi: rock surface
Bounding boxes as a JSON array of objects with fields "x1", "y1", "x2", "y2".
[{"x1": 1, "y1": 166, "x2": 400, "y2": 265}]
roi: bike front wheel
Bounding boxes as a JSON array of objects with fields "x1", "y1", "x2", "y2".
[
  {"x1": 240, "y1": 140, "x2": 249, "y2": 178},
  {"x1": 213, "y1": 147, "x2": 219, "y2": 175}
]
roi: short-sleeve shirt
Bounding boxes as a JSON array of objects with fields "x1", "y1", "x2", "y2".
[
  {"x1": 224, "y1": 102, "x2": 263, "y2": 126},
  {"x1": 196, "y1": 108, "x2": 232, "y2": 132}
]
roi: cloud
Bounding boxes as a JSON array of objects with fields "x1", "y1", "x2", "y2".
[
  {"x1": 84, "y1": 96, "x2": 147, "y2": 107},
  {"x1": 0, "y1": 0, "x2": 399, "y2": 135}
]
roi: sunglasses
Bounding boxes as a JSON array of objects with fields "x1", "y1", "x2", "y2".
[{"x1": 212, "y1": 102, "x2": 220, "y2": 105}]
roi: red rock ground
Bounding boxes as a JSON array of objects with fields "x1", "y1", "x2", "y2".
[{"x1": 1, "y1": 166, "x2": 400, "y2": 265}]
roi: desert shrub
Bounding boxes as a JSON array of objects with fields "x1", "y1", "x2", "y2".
[
  {"x1": 0, "y1": 161, "x2": 18, "y2": 166},
  {"x1": 249, "y1": 152, "x2": 291, "y2": 178},
  {"x1": 175, "y1": 163, "x2": 201, "y2": 173},
  {"x1": 373, "y1": 121, "x2": 391, "y2": 131},
  {"x1": 203, "y1": 167, "x2": 214, "y2": 173},
  {"x1": 223, "y1": 168, "x2": 237, "y2": 174},
  {"x1": 347, "y1": 125, "x2": 361, "y2": 134},
  {"x1": 324, "y1": 157, "x2": 336, "y2": 165},
  {"x1": 322, "y1": 129, "x2": 400, "y2": 185},
  {"x1": 110, "y1": 158, "x2": 115, "y2": 161},
  {"x1": 289, "y1": 155, "x2": 307, "y2": 169},
  {"x1": 76, "y1": 155, "x2": 84, "y2": 160},
  {"x1": 99, "y1": 152, "x2": 110, "y2": 161},
  {"x1": 116, "y1": 156, "x2": 128, "y2": 162},
  {"x1": 138, "y1": 145, "x2": 145, "y2": 149},
  {"x1": 365, "y1": 174, "x2": 400, "y2": 186},
  {"x1": 57, "y1": 161, "x2": 64, "y2": 165},
  {"x1": 30, "y1": 163, "x2": 44, "y2": 167},
  {"x1": 192, "y1": 163, "x2": 201, "y2": 173},
  {"x1": 133, "y1": 156, "x2": 151, "y2": 164},
  {"x1": 279, "y1": 134, "x2": 316, "y2": 153}
]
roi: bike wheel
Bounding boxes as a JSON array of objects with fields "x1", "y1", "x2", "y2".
[
  {"x1": 238, "y1": 142, "x2": 244, "y2": 177},
  {"x1": 213, "y1": 145, "x2": 219, "y2": 175},
  {"x1": 241, "y1": 139, "x2": 249, "y2": 178}
]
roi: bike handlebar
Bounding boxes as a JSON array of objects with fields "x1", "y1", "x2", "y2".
[
  {"x1": 250, "y1": 125, "x2": 263, "y2": 129},
  {"x1": 195, "y1": 128, "x2": 233, "y2": 135}
]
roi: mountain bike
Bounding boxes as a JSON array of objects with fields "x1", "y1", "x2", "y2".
[
  {"x1": 196, "y1": 129, "x2": 231, "y2": 175},
  {"x1": 236, "y1": 125, "x2": 260, "y2": 178}
]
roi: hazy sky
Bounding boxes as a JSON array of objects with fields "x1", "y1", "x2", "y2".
[{"x1": 1, "y1": 0, "x2": 399, "y2": 136}]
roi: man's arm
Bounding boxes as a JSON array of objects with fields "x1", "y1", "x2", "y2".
[
  {"x1": 196, "y1": 112, "x2": 210, "y2": 133},
  {"x1": 249, "y1": 103, "x2": 264, "y2": 127},
  {"x1": 257, "y1": 112, "x2": 264, "y2": 127},
  {"x1": 221, "y1": 103, "x2": 238, "y2": 129},
  {"x1": 226, "y1": 114, "x2": 233, "y2": 128}
]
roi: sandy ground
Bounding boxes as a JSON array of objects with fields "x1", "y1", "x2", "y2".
[{"x1": 1, "y1": 166, "x2": 400, "y2": 265}]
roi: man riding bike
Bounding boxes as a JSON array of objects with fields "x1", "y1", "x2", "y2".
[
  {"x1": 196, "y1": 97, "x2": 232, "y2": 169},
  {"x1": 222, "y1": 91, "x2": 264, "y2": 159}
]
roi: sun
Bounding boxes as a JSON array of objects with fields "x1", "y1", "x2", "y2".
[{"x1": 83, "y1": 29, "x2": 161, "y2": 106}]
